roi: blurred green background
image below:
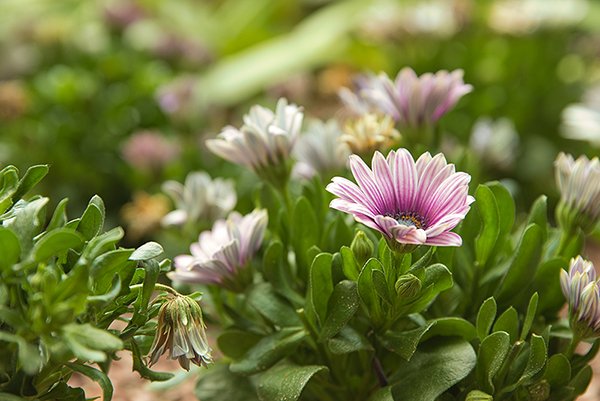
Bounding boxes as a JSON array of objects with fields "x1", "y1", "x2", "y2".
[{"x1": 1, "y1": 0, "x2": 599, "y2": 242}]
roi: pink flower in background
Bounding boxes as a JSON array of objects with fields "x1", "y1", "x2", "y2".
[
  {"x1": 327, "y1": 149, "x2": 473, "y2": 251},
  {"x1": 121, "y1": 130, "x2": 180, "y2": 172},
  {"x1": 344, "y1": 68, "x2": 472, "y2": 128},
  {"x1": 169, "y1": 210, "x2": 268, "y2": 291}
]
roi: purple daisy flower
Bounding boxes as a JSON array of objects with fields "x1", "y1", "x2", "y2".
[
  {"x1": 344, "y1": 68, "x2": 472, "y2": 129},
  {"x1": 326, "y1": 149, "x2": 474, "y2": 251},
  {"x1": 169, "y1": 209, "x2": 268, "y2": 291}
]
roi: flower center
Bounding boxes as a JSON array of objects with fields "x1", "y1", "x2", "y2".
[{"x1": 392, "y1": 212, "x2": 426, "y2": 229}]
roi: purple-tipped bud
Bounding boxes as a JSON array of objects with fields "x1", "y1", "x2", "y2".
[{"x1": 561, "y1": 256, "x2": 600, "y2": 339}]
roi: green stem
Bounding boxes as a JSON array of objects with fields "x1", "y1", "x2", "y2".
[
  {"x1": 565, "y1": 335, "x2": 581, "y2": 359},
  {"x1": 129, "y1": 283, "x2": 180, "y2": 296},
  {"x1": 555, "y1": 228, "x2": 575, "y2": 257}
]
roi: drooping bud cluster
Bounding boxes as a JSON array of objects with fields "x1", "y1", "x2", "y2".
[
  {"x1": 555, "y1": 152, "x2": 600, "y2": 234},
  {"x1": 149, "y1": 295, "x2": 212, "y2": 370},
  {"x1": 560, "y1": 256, "x2": 600, "y2": 339}
]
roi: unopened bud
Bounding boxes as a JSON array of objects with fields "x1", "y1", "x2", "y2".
[
  {"x1": 350, "y1": 230, "x2": 374, "y2": 267},
  {"x1": 466, "y1": 390, "x2": 493, "y2": 401},
  {"x1": 395, "y1": 273, "x2": 421, "y2": 299}
]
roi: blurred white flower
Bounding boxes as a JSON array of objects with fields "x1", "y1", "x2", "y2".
[
  {"x1": 206, "y1": 98, "x2": 303, "y2": 185},
  {"x1": 340, "y1": 113, "x2": 400, "y2": 158},
  {"x1": 469, "y1": 117, "x2": 519, "y2": 170},
  {"x1": 162, "y1": 172, "x2": 236, "y2": 227},
  {"x1": 293, "y1": 119, "x2": 349, "y2": 179},
  {"x1": 562, "y1": 85, "x2": 600, "y2": 146},
  {"x1": 489, "y1": 0, "x2": 588, "y2": 34}
]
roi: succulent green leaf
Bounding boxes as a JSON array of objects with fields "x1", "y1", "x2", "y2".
[
  {"x1": 390, "y1": 338, "x2": 476, "y2": 401},
  {"x1": 380, "y1": 322, "x2": 436, "y2": 360},
  {"x1": 0, "y1": 227, "x2": 20, "y2": 270},
  {"x1": 476, "y1": 331, "x2": 510, "y2": 393},
  {"x1": 12, "y1": 164, "x2": 49, "y2": 202},
  {"x1": 230, "y1": 328, "x2": 306, "y2": 375},
  {"x1": 520, "y1": 293, "x2": 539, "y2": 341},
  {"x1": 308, "y1": 252, "x2": 333, "y2": 326},
  {"x1": 543, "y1": 354, "x2": 571, "y2": 388},
  {"x1": 256, "y1": 364, "x2": 328, "y2": 401},
  {"x1": 196, "y1": 364, "x2": 258, "y2": 401},
  {"x1": 130, "y1": 241, "x2": 164, "y2": 261},
  {"x1": 319, "y1": 280, "x2": 359, "y2": 341},
  {"x1": 66, "y1": 362, "x2": 113, "y2": 401},
  {"x1": 217, "y1": 330, "x2": 262, "y2": 359},
  {"x1": 474, "y1": 185, "x2": 500, "y2": 267},
  {"x1": 493, "y1": 307, "x2": 519, "y2": 343},
  {"x1": 248, "y1": 283, "x2": 302, "y2": 327},
  {"x1": 32, "y1": 228, "x2": 84, "y2": 262},
  {"x1": 476, "y1": 297, "x2": 497, "y2": 341}
]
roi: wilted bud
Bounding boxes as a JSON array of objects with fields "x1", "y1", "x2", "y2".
[
  {"x1": 350, "y1": 231, "x2": 374, "y2": 267},
  {"x1": 466, "y1": 390, "x2": 493, "y2": 401},
  {"x1": 149, "y1": 295, "x2": 212, "y2": 370},
  {"x1": 395, "y1": 273, "x2": 421, "y2": 299},
  {"x1": 554, "y1": 152, "x2": 600, "y2": 234},
  {"x1": 527, "y1": 380, "x2": 550, "y2": 401}
]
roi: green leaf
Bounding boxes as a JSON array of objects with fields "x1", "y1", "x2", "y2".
[
  {"x1": 543, "y1": 354, "x2": 571, "y2": 388},
  {"x1": 526, "y1": 195, "x2": 548, "y2": 240},
  {"x1": 77, "y1": 198, "x2": 104, "y2": 240},
  {"x1": 196, "y1": 364, "x2": 258, "y2": 401},
  {"x1": 358, "y1": 258, "x2": 384, "y2": 323},
  {"x1": 420, "y1": 317, "x2": 477, "y2": 342},
  {"x1": 0, "y1": 227, "x2": 20, "y2": 270},
  {"x1": 90, "y1": 249, "x2": 135, "y2": 293},
  {"x1": 493, "y1": 307, "x2": 519, "y2": 343},
  {"x1": 402, "y1": 263, "x2": 453, "y2": 314},
  {"x1": 570, "y1": 365, "x2": 593, "y2": 396},
  {"x1": 308, "y1": 252, "x2": 333, "y2": 326},
  {"x1": 496, "y1": 224, "x2": 544, "y2": 304},
  {"x1": 369, "y1": 387, "x2": 393, "y2": 401},
  {"x1": 4, "y1": 197, "x2": 48, "y2": 258},
  {"x1": 340, "y1": 245, "x2": 359, "y2": 280},
  {"x1": 12, "y1": 164, "x2": 49, "y2": 201},
  {"x1": 520, "y1": 293, "x2": 539, "y2": 341},
  {"x1": 0, "y1": 166, "x2": 19, "y2": 214},
  {"x1": 319, "y1": 280, "x2": 359, "y2": 341},
  {"x1": 292, "y1": 197, "x2": 319, "y2": 271},
  {"x1": 130, "y1": 241, "x2": 164, "y2": 260},
  {"x1": 82, "y1": 227, "x2": 124, "y2": 260},
  {"x1": 32, "y1": 228, "x2": 84, "y2": 262},
  {"x1": 257, "y1": 364, "x2": 328, "y2": 401},
  {"x1": 475, "y1": 185, "x2": 500, "y2": 267},
  {"x1": 262, "y1": 239, "x2": 300, "y2": 304},
  {"x1": 326, "y1": 326, "x2": 373, "y2": 354},
  {"x1": 372, "y1": 269, "x2": 391, "y2": 304},
  {"x1": 487, "y1": 181, "x2": 515, "y2": 238},
  {"x1": 380, "y1": 322, "x2": 435, "y2": 360},
  {"x1": 46, "y1": 198, "x2": 69, "y2": 231},
  {"x1": 247, "y1": 283, "x2": 302, "y2": 327},
  {"x1": 476, "y1": 297, "x2": 497, "y2": 341},
  {"x1": 129, "y1": 340, "x2": 174, "y2": 381},
  {"x1": 63, "y1": 323, "x2": 123, "y2": 362},
  {"x1": 476, "y1": 331, "x2": 510, "y2": 393},
  {"x1": 87, "y1": 275, "x2": 122, "y2": 304},
  {"x1": 533, "y1": 258, "x2": 567, "y2": 315},
  {"x1": 519, "y1": 334, "x2": 547, "y2": 384},
  {"x1": 66, "y1": 362, "x2": 113, "y2": 401},
  {"x1": 230, "y1": 328, "x2": 306, "y2": 375},
  {"x1": 137, "y1": 259, "x2": 160, "y2": 313},
  {"x1": 390, "y1": 338, "x2": 476, "y2": 401},
  {"x1": 217, "y1": 330, "x2": 262, "y2": 359}
]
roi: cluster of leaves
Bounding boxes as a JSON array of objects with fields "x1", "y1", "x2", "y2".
[
  {"x1": 192, "y1": 178, "x2": 593, "y2": 401},
  {"x1": 0, "y1": 165, "x2": 173, "y2": 400}
]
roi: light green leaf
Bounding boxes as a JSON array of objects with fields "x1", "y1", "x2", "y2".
[
  {"x1": 77, "y1": 199, "x2": 104, "y2": 240},
  {"x1": 543, "y1": 354, "x2": 571, "y2": 388},
  {"x1": 257, "y1": 364, "x2": 328, "y2": 401},
  {"x1": 420, "y1": 317, "x2": 477, "y2": 342},
  {"x1": 476, "y1": 297, "x2": 497, "y2": 341},
  {"x1": 0, "y1": 227, "x2": 20, "y2": 270},
  {"x1": 327, "y1": 326, "x2": 373, "y2": 355},
  {"x1": 130, "y1": 241, "x2": 164, "y2": 261},
  {"x1": 12, "y1": 164, "x2": 48, "y2": 201},
  {"x1": 32, "y1": 228, "x2": 84, "y2": 262},
  {"x1": 519, "y1": 334, "x2": 547, "y2": 384},
  {"x1": 248, "y1": 283, "x2": 302, "y2": 327},
  {"x1": 340, "y1": 245, "x2": 359, "y2": 280}
]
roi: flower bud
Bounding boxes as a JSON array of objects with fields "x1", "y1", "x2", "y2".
[
  {"x1": 561, "y1": 256, "x2": 600, "y2": 339},
  {"x1": 350, "y1": 230, "x2": 374, "y2": 267},
  {"x1": 466, "y1": 390, "x2": 493, "y2": 401},
  {"x1": 149, "y1": 294, "x2": 212, "y2": 370},
  {"x1": 395, "y1": 273, "x2": 421, "y2": 300}
]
